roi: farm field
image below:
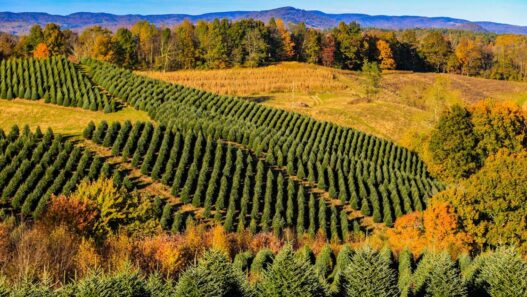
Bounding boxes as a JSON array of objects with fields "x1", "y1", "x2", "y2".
[
  {"x1": 0, "y1": 58, "x2": 526, "y2": 295},
  {"x1": 1, "y1": 0, "x2": 527, "y2": 293},
  {"x1": 141, "y1": 62, "x2": 527, "y2": 143}
]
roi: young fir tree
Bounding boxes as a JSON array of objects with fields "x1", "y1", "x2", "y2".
[
  {"x1": 398, "y1": 248, "x2": 413, "y2": 297},
  {"x1": 479, "y1": 248, "x2": 527, "y2": 297},
  {"x1": 83, "y1": 121, "x2": 96, "y2": 140},
  {"x1": 257, "y1": 245, "x2": 328, "y2": 297},
  {"x1": 425, "y1": 252, "x2": 467, "y2": 297},
  {"x1": 175, "y1": 250, "x2": 250, "y2": 297},
  {"x1": 315, "y1": 245, "x2": 335, "y2": 280},
  {"x1": 340, "y1": 247, "x2": 398, "y2": 297}
]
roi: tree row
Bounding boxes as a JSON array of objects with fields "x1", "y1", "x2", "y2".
[
  {"x1": 84, "y1": 120, "x2": 362, "y2": 241},
  {"x1": 0, "y1": 56, "x2": 117, "y2": 112},
  {"x1": 83, "y1": 60, "x2": 443, "y2": 227}
]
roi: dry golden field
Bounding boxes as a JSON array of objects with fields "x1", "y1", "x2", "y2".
[
  {"x1": 141, "y1": 62, "x2": 527, "y2": 145},
  {"x1": 0, "y1": 99, "x2": 151, "y2": 136}
]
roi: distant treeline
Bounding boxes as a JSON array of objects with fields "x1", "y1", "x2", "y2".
[{"x1": 0, "y1": 18, "x2": 526, "y2": 80}]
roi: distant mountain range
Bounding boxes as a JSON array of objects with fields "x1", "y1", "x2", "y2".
[{"x1": 1, "y1": 6, "x2": 527, "y2": 35}]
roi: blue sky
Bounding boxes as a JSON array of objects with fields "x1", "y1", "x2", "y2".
[{"x1": 2, "y1": 0, "x2": 527, "y2": 26}]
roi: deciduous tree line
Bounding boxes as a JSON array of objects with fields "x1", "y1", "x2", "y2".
[{"x1": 1, "y1": 19, "x2": 526, "y2": 80}]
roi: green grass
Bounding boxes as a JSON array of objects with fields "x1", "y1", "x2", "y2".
[{"x1": 0, "y1": 99, "x2": 151, "y2": 136}]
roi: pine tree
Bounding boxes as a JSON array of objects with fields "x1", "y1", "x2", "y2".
[
  {"x1": 398, "y1": 248, "x2": 413, "y2": 297},
  {"x1": 261, "y1": 170, "x2": 274, "y2": 232},
  {"x1": 250, "y1": 248, "x2": 274, "y2": 280},
  {"x1": 92, "y1": 121, "x2": 108, "y2": 144},
  {"x1": 308, "y1": 193, "x2": 317, "y2": 238},
  {"x1": 426, "y1": 252, "x2": 467, "y2": 297},
  {"x1": 257, "y1": 245, "x2": 328, "y2": 297},
  {"x1": 479, "y1": 248, "x2": 527, "y2": 297},
  {"x1": 341, "y1": 247, "x2": 398, "y2": 297},
  {"x1": 315, "y1": 245, "x2": 335, "y2": 280},
  {"x1": 175, "y1": 250, "x2": 250, "y2": 297}
]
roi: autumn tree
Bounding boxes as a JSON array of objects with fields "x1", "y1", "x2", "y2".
[
  {"x1": 387, "y1": 201, "x2": 472, "y2": 257},
  {"x1": 492, "y1": 34, "x2": 527, "y2": 81},
  {"x1": 420, "y1": 31, "x2": 452, "y2": 72},
  {"x1": 173, "y1": 20, "x2": 197, "y2": 70},
  {"x1": 455, "y1": 37, "x2": 484, "y2": 76},
  {"x1": 436, "y1": 150, "x2": 527, "y2": 253},
  {"x1": 131, "y1": 20, "x2": 159, "y2": 69},
  {"x1": 321, "y1": 33, "x2": 337, "y2": 67},
  {"x1": 376, "y1": 39, "x2": 396, "y2": 70},
  {"x1": 0, "y1": 32, "x2": 16, "y2": 60},
  {"x1": 471, "y1": 100, "x2": 527, "y2": 158},
  {"x1": 275, "y1": 19, "x2": 295, "y2": 61},
  {"x1": 33, "y1": 43, "x2": 50, "y2": 59},
  {"x1": 43, "y1": 23, "x2": 67, "y2": 55}
]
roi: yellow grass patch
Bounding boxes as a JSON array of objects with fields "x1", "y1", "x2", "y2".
[{"x1": 0, "y1": 99, "x2": 151, "y2": 136}]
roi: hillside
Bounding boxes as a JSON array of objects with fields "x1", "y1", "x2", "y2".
[
  {"x1": 0, "y1": 55, "x2": 527, "y2": 295},
  {"x1": 2, "y1": 7, "x2": 527, "y2": 34},
  {"x1": 141, "y1": 62, "x2": 527, "y2": 144}
]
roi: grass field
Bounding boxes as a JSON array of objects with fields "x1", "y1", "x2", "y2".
[
  {"x1": 0, "y1": 99, "x2": 151, "y2": 136},
  {"x1": 141, "y1": 62, "x2": 527, "y2": 144}
]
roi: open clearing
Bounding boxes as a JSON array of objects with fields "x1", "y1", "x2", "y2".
[
  {"x1": 0, "y1": 99, "x2": 151, "y2": 136},
  {"x1": 142, "y1": 62, "x2": 527, "y2": 144}
]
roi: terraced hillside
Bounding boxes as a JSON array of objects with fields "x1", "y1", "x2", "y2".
[
  {"x1": 0, "y1": 56, "x2": 442, "y2": 241},
  {"x1": 80, "y1": 59, "x2": 442, "y2": 235}
]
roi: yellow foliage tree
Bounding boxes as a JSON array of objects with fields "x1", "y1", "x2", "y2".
[
  {"x1": 211, "y1": 224, "x2": 231, "y2": 256},
  {"x1": 276, "y1": 19, "x2": 295, "y2": 60},
  {"x1": 455, "y1": 37, "x2": 483, "y2": 76},
  {"x1": 471, "y1": 100, "x2": 527, "y2": 158},
  {"x1": 437, "y1": 150, "x2": 527, "y2": 253},
  {"x1": 376, "y1": 39, "x2": 396, "y2": 70}
]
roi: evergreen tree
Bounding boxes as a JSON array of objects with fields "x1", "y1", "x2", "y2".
[
  {"x1": 257, "y1": 245, "x2": 328, "y2": 297},
  {"x1": 175, "y1": 250, "x2": 251, "y2": 297},
  {"x1": 479, "y1": 248, "x2": 527, "y2": 297},
  {"x1": 340, "y1": 247, "x2": 398, "y2": 297}
]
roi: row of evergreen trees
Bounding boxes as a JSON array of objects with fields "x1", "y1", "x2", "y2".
[
  {"x1": 0, "y1": 125, "x2": 115, "y2": 218},
  {"x1": 84, "y1": 120, "x2": 362, "y2": 241},
  {"x1": 0, "y1": 57, "x2": 117, "y2": 112},
  {"x1": 83, "y1": 59, "x2": 442, "y2": 227},
  {"x1": 2, "y1": 246, "x2": 525, "y2": 296}
]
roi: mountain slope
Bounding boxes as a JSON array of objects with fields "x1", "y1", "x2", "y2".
[{"x1": 1, "y1": 6, "x2": 526, "y2": 35}]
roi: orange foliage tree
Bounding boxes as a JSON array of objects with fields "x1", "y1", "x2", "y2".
[
  {"x1": 43, "y1": 194, "x2": 98, "y2": 235},
  {"x1": 387, "y1": 201, "x2": 472, "y2": 257},
  {"x1": 33, "y1": 42, "x2": 50, "y2": 59}
]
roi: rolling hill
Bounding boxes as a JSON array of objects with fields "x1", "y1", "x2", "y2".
[{"x1": 1, "y1": 6, "x2": 527, "y2": 35}]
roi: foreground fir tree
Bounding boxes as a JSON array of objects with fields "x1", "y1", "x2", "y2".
[
  {"x1": 256, "y1": 245, "x2": 328, "y2": 297},
  {"x1": 66, "y1": 269, "x2": 150, "y2": 297},
  {"x1": 340, "y1": 246, "x2": 398, "y2": 297},
  {"x1": 479, "y1": 248, "x2": 527, "y2": 297},
  {"x1": 426, "y1": 252, "x2": 467, "y2": 297},
  {"x1": 175, "y1": 250, "x2": 252, "y2": 297}
]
